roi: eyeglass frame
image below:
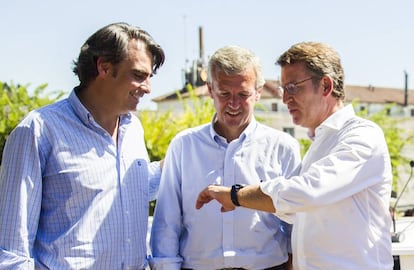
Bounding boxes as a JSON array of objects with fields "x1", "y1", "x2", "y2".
[{"x1": 278, "y1": 76, "x2": 316, "y2": 96}]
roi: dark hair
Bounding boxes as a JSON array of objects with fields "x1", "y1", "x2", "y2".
[
  {"x1": 73, "y1": 22, "x2": 165, "y2": 89},
  {"x1": 276, "y1": 42, "x2": 345, "y2": 100}
]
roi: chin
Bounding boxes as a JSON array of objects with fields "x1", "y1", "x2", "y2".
[
  {"x1": 292, "y1": 117, "x2": 300, "y2": 124},
  {"x1": 127, "y1": 102, "x2": 139, "y2": 111}
]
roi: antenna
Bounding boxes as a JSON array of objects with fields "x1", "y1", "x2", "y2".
[{"x1": 199, "y1": 26, "x2": 204, "y2": 64}]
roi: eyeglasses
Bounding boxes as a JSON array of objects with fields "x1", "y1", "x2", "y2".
[{"x1": 278, "y1": 77, "x2": 314, "y2": 95}]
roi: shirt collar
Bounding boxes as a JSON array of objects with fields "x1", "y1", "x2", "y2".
[
  {"x1": 69, "y1": 88, "x2": 132, "y2": 127},
  {"x1": 69, "y1": 89, "x2": 91, "y2": 126},
  {"x1": 313, "y1": 104, "x2": 355, "y2": 137},
  {"x1": 209, "y1": 113, "x2": 258, "y2": 145}
]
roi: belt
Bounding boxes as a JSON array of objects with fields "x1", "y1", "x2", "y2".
[{"x1": 182, "y1": 262, "x2": 287, "y2": 270}]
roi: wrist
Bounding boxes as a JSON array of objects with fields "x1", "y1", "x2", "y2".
[{"x1": 231, "y1": 184, "x2": 245, "y2": 206}]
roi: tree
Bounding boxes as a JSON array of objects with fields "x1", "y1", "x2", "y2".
[
  {"x1": 0, "y1": 82, "x2": 64, "y2": 164},
  {"x1": 357, "y1": 103, "x2": 414, "y2": 193}
]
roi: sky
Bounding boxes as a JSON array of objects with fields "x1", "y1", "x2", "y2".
[{"x1": 1, "y1": 0, "x2": 414, "y2": 109}]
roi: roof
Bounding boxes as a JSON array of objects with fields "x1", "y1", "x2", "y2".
[
  {"x1": 152, "y1": 80, "x2": 414, "y2": 106},
  {"x1": 345, "y1": 85, "x2": 414, "y2": 105}
]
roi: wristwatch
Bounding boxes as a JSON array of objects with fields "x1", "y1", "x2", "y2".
[{"x1": 231, "y1": 184, "x2": 245, "y2": 206}]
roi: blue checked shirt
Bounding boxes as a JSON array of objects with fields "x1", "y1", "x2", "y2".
[{"x1": 0, "y1": 90, "x2": 161, "y2": 269}]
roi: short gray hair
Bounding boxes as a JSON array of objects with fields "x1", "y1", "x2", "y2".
[{"x1": 207, "y1": 45, "x2": 265, "y2": 89}]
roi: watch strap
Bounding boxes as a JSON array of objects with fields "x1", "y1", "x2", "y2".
[{"x1": 231, "y1": 184, "x2": 245, "y2": 206}]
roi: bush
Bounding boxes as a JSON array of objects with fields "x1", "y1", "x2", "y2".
[{"x1": 0, "y1": 82, "x2": 64, "y2": 164}]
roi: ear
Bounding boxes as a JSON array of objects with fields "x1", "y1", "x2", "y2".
[
  {"x1": 207, "y1": 83, "x2": 214, "y2": 99},
  {"x1": 322, "y1": 76, "x2": 333, "y2": 97},
  {"x1": 96, "y1": 57, "x2": 110, "y2": 77},
  {"x1": 255, "y1": 86, "x2": 263, "y2": 101}
]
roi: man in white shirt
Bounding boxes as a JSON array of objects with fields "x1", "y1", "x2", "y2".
[
  {"x1": 196, "y1": 42, "x2": 393, "y2": 270},
  {"x1": 150, "y1": 45, "x2": 301, "y2": 270}
]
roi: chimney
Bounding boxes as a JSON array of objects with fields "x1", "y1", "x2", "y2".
[{"x1": 198, "y1": 26, "x2": 205, "y2": 64}]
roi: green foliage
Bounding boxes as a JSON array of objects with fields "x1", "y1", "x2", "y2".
[
  {"x1": 356, "y1": 103, "x2": 414, "y2": 191},
  {"x1": 0, "y1": 82, "x2": 64, "y2": 164},
  {"x1": 298, "y1": 138, "x2": 312, "y2": 157}
]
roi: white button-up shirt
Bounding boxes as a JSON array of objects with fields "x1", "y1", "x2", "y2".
[{"x1": 261, "y1": 105, "x2": 393, "y2": 269}]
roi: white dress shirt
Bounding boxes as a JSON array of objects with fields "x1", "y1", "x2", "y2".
[
  {"x1": 150, "y1": 117, "x2": 301, "y2": 270},
  {"x1": 261, "y1": 105, "x2": 393, "y2": 269}
]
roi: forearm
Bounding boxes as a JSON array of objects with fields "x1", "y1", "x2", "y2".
[
  {"x1": 195, "y1": 184, "x2": 276, "y2": 213},
  {"x1": 237, "y1": 185, "x2": 276, "y2": 213}
]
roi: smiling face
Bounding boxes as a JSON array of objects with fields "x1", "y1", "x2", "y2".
[
  {"x1": 102, "y1": 39, "x2": 153, "y2": 114},
  {"x1": 208, "y1": 68, "x2": 261, "y2": 141}
]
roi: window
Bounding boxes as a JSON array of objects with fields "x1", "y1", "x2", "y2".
[{"x1": 271, "y1": 103, "x2": 278, "y2": 112}]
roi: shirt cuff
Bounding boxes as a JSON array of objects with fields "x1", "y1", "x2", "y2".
[{"x1": 148, "y1": 256, "x2": 182, "y2": 270}]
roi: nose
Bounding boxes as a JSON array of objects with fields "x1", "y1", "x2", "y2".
[
  {"x1": 140, "y1": 80, "x2": 151, "y2": 94},
  {"x1": 228, "y1": 94, "x2": 240, "y2": 108},
  {"x1": 282, "y1": 91, "x2": 291, "y2": 104}
]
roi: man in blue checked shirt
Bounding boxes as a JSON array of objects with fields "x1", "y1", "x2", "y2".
[{"x1": 0, "y1": 22, "x2": 165, "y2": 270}]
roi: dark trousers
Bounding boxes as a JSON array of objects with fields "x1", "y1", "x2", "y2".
[{"x1": 181, "y1": 262, "x2": 287, "y2": 270}]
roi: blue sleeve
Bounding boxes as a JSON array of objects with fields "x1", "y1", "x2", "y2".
[
  {"x1": 280, "y1": 220, "x2": 292, "y2": 253},
  {"x1": 148, "y1": 161, "x2": 161, "y2": 201},
  {"x1": 0, "y1": 122, "x2": 42, "y2": 268}
]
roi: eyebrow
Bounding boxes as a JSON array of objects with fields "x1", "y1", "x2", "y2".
[{"x1": 132, "y1": 69, "x2": 152, "y2": 78}]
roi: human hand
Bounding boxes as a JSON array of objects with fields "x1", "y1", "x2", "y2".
[{"x1": 195, "y1": 185, "x2": 235, "y2": 212}]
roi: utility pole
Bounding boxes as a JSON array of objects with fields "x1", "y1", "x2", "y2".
[{"x1": 404, "y1": 70, "x2": 408, "y2": 107}]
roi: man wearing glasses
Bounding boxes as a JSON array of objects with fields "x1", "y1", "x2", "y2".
[
  {"x1": 196, "y1": 42, "x2": 393, "y2": 270},
  {"x1": 150, "y1": 45, "x2": 301, "y2": 270}
]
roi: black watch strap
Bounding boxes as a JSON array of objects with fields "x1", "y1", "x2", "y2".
[{"x1": 231, "y1": 184, "x2": 245, "y2": 207}]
